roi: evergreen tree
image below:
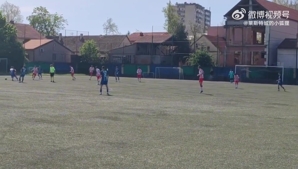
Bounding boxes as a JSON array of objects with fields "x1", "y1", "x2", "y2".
[{"x1": 0, "y1": 11, "x2": 25, "y2": 70}]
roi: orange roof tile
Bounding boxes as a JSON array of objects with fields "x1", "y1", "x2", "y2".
[
  {"x1": 128, "y1": 32, "x2": 171, "y2": 43},
  {"x1": 13, "y1": 23, "x2": 45, "y2": 39},
  {"x1": 24, "y1": 39, "x2": 53, "y2": 50}
]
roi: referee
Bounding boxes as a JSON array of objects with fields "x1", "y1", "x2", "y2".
[{"x1": 49, "y1": 64, "x2": 55, "y2": 83}]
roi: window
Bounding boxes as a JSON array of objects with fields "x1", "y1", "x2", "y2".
[{"x1": 52, "y1": 54, "x2": 56, "y2": 61}]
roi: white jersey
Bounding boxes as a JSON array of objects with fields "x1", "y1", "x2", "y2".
[
  {"x1": 89, "y1": 67, "x2": 94, "y2": 73},
  {"x1": 137, "y1": 69, "x2": 142, "y2": 75},
  {"x1": 70, "y1": 67, "x2": 74, "y2": 73},
  {"x1": 198, "y1": 69, "x2": 204, "y2": 79},
  {"x1": 96, "y1": 68, "x2": 100, "y2": 75}
]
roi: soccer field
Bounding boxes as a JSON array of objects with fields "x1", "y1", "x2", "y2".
[{"x1": 0, "y1": 75, "x2": 297, "y2": 169}]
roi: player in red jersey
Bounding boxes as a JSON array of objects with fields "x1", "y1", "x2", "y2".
[
  {"x1": 197, "y1": 66, "x2": 204, "y2": 93},
  {"x1": 32, "y1": 66, "x2": 38, "y2": 80},
  {"x1": 136, "y1": 67, "x2": 142, "y2": 82},
  {"x1": 234, "y1": 74, "x2": 239, "y2": 89},
  {"x1": 89, "y1": 65, "x2": 94, "y2": 80},
  {"x1": 70, "y1": 65, "x2": 76, "y2": 80}
]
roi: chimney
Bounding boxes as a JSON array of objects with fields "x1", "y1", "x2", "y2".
[
  {"x1": 58, "y1": 33, "x2": 63, "y2": 45},
  {"x1": 10, "y1": 20, "x2": 14, "y2": 24},
  {"x1": 140, "y1": 32, "x2": 144, "y2": 36},
  {"x1": 79, "y1": 33, "x2": 84, "y2": 42}
]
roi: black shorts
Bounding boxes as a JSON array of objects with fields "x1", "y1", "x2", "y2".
[{"x1": 50, "y1": 73, "x2": 54, "y2": 77}]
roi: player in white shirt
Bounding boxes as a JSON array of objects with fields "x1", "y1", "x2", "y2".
[
  {"x1": 69, "y1": 65, "x2": 76, "y2": 80},
  {"x1": 89, "y1": 65, "x2": 94, "y2": 80},
  {"x1": 136, "y1": 67, "x2": 142, "y2": 82},
  {"x1": 95, "y1": 66, "x2": 101, "y2": 85},
  {"x1": 197, "y1": 66, "x2": 204, "y2": 93}
]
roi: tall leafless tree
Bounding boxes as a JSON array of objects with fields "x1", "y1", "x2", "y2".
[
  {"x1": 0, "y1": 1, "x2": 23, "y2": 23},
  {"x1": 272, "y1": 0, "x2": 298, "y2": 10},
  {"x1": 103, "y1": 18, "x2": 119, "y2": 35}
]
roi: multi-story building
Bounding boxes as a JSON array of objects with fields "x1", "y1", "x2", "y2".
[{"x1": 173, "y1": 2, "x2": 211, "y2": 36}]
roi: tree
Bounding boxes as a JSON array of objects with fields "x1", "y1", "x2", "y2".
[
  {"x1": 272, "y1": 0, "x2": 298, "y2": 9},
  {"x1": 162, "y1": 0, "x2": 180, "y2": 34},
  {"x1": 173, "y1": 23, "x2": 190, "y2": 65},
  {"x1": 27, "y1": 6, "x2": 67, "y2": 36},
  {"x1": 80, "y1": 40, "x2": 99, "y2": 62},
  {"x1": 0, "y1": 1, "x2": 23, "y2": 23},
  {"x1": 186, "y1": 50, "x2": 214, "y2": 67},
  {"x1": 189, "y1": 22, "x2": 203, "y2": 51},
  {"x1": 0, "y1": 11, "x2": 25, "y2": 69},
  {"x1": 103, "y1": 18, "x2": 119, "y2": 35}
]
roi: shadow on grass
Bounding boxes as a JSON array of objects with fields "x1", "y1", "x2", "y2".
[{"x1": 202, "y1": 93, "x2": 213, "y2": 96}]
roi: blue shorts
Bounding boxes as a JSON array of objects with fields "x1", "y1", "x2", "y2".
[
  {"x1": 100, "y1": 81, "x2": 108, "y2": 85},
  {"x1": 20, "y1": 74, "x2": 25, "y2": 77}
]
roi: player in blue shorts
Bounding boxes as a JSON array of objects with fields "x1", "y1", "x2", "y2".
[
  {"x1": 115, "y1": 66, "x2": 120, "y2": 82},
  {"x1": 100, "y1": 66, "x2": 110, "y2": 95},
  {"x1": 38, "y1": 66, "x2": 43, "y2": 79},
  {"x1": 19, "y1": 66, "x2": 26, "y2": 83},
  {"x1": 10, "y1": 66, "x2": 18, "y2": 81},
  {"x1": 277, "y1": 72, "x2": 286, "y2": 92}
]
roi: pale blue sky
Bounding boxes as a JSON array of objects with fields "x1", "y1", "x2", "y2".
[{"x1": 0, "y1": 0, "x2": 240, "y2": 35}]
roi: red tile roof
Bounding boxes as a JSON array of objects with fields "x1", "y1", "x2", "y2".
[
  {"x1": 128, "y1": 32, "x2": 172, "y2": 43},
  {"x1": 24, "y1": 39, "x2": 53, "y2": 50},
  {"x1": 256, "y1": 0, "x2": 298, "y2": 22},
  {"x1": 13, "y1": 23, "x2": 45, "y2": 40},
  {"x1": 202, "y1": 35, "x2": 226, "y2": 52},
  {"x1": 135, "y1": 34, "x2": 172, "y2": 43}
]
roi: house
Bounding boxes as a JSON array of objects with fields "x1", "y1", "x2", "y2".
[
  {"x1": 10, "y1": 21, "x2": 45, "y2": 44},
  {"x1": 224, "y1": 0, "x2": 298, "y2": 67},
  {"x1": 195, "y1": 35, "x2": 227, "y2": 66},
  {"x1": 49, "y1": 34, "x2": 131, "y2": 55},
  {"x1": 277, "y1": 38, "x2": 298, "y2": 68},
  {"x1": 109, "y1": 32, "x2": 174, "y2": 64},
  {"x1": 207, "y1": 26, "x2": 226, "y2": 37},
  {"x1": 24, "y1": 39, "x2": 73, "y2": 63},
  {"x1": 128, "y1": 32, "x2": 170, "y2": 43}
]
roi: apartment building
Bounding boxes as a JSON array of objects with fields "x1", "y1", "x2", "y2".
[{"x1": 173, "y1": 2, "x2": 211, "y2": 36}]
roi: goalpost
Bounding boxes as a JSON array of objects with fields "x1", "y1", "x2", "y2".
[
  {"x1": 155, "y1": 67, "x2": 184, "y2": 79},
  {"x1": 235, "y1": 65, "x2": 284, "y2": 83},
  {"x1": 0, "y1": 58, "x2": 8, "y2": 73}
]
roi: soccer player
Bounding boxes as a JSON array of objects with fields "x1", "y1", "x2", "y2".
[
  {"x1": 115, "y1": 66, "x2": 120, "y2": 82},
  {"x1": 38, "y1": 66, "x2": 43, "y2": 79},
  {"x1": 89, "y1": 65, "x2": 94, "y2": 80},
  {"x1": 95, "y1": 66, "x2": 101, "y2": 85},
  {"x1": 277, "y1": 72, "x2": 286, "y2": 92},
  {"x1": 32, "y1": 66, "x2": 38, "y2": 80},
  {"x1": 19, "y1": 66, "x2": 26, "y2": 83},
  {"x1": 197, "y1": 66, "x2": 204, "y2": 93},
  {"x1": 234, "y1": 74, "x2": 239, "y2": 89},
  {"x1": 49, "y1": 64, "x2": 55, "y2": 82},
  {"x1": 228, "y1": 69, "x2": 234, "y2": 83},
  {"x1": 9, "y1": 66, "x2": 17, "y2": 81},
  {"x1": 14, "y1": 68, "x2": 18, "y2": 80},
  {"x1": 99, "y1": 66, "x2": 110, "y2": 95},
  {"x1": 70, "y1": 65, "x2": 76, "y2": 80},
  {"x1": 136, "y1": 67, "x2": 142, "y2": 82}
]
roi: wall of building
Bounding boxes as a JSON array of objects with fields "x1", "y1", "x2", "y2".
[
  {"x1": 277, "y1": 49, "x2": 298, "y2": 68},
  {"x1": 196, "y1": 36, "x2": 223, "y2": 66},
  {"x1": 267, "y1": 19, "x2": 298, "y2": 66},
  {"x1": 28, "y1": 41, "x2": 72, "y2": 63}
]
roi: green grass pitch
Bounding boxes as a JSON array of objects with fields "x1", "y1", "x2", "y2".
[{"x1": 0, "y1": 75, "x2": 298, "y2": 168}]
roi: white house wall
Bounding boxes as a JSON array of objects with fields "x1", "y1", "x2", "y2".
[
  {"x1": 277, "y1": 49, "x2": 298, "y2": 68},
  {"x1": 267, "y1": 19, "x2": 298, "y2": 66}
]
